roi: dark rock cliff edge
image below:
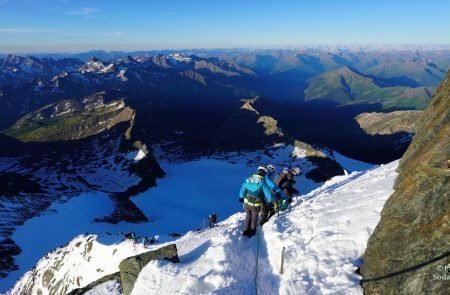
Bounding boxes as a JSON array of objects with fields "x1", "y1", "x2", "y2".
[{"x1": 360, "y1": 72, "x2": 449, "y2": 294}]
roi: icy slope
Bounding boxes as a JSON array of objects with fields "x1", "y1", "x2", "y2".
[
  {"x1": 8, "y1": 160, "x2": 398, "y2": 295},
  {"x1": 132, "y1": 160, "x2": 399, "y2": 294},
  {"x1": 8, "y1": 235, "x2": 148, "y2": 295}
]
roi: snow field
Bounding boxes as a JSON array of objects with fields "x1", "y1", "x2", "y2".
[
  {"x1": 3, "y1": 145, "x2": 376, "y2": 293},
  {"x1": 131, "y1": 161, "x2": 399, "y2": 294}
]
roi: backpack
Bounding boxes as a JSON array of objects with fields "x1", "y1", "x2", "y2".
[
  {"x1": 275, "y1": 173, "x2": 287, "y2": 188},
  {"x1": 247, "y1": 184, "x2": 264, "y2": 202},
  {"x1": 245, "y1": 174, "x2": 265, "y2": 202}
]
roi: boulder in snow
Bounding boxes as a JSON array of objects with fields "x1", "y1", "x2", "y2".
[{"x1": 119, "y1": 244, "x2": 180, "y2": 295}]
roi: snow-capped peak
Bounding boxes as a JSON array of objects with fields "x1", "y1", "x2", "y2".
[
  {"x1": 117, "y1": 69, "x2": 128, "y2": 81},
  {"x1": 166, "y1": 53, "x2": 192, "y2": 64},
  {"x1": 79, "y1": 58, "x2": 116, "y2": 74}
]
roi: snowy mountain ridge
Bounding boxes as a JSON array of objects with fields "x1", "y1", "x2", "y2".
[{"x1": 7, "y1": 160, "x2": 399, "y2": 295}]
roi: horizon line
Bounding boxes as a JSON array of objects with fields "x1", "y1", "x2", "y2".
[{"x1": 2, "y1": 43, "x2": 450, "y2": 55}]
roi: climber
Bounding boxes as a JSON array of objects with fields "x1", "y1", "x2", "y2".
[
  {"x1": 239, "y1": 166, "x2": 286, "y2": 237},
  {"x1": 149, "y1": 235, "x2": 159, "y2": 244},
  {"x1": 260, "y1": 164, "x2": 288, "y2": 225},
  {"x1": 277, "y1": 167, "x2": 300, "y2": 211},
  {"x1": 142, "y1": 236, "x2": 148, "y2": 248},
  {"x1": 274, "y1": 167, "x2": 290, "y2": 187},
  {"x1": 209, "y1": 213, "x2": 218, "y2": 228},
  {"x1": 130, "y1": 232, "x2": 137, "y2": 245}
]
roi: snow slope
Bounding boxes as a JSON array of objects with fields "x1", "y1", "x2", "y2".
[
  {"x1": 8, "y1": 160, "x2": 398, "y2": 294},
  {"x1": 9, "y1": 235, "x2": 147, "y2": 295},
  {"x1": 132, "y1": 161, "x2": 398, "y2": 295}
]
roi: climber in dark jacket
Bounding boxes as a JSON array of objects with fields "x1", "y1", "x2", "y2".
[
  {"x1": 239, "y1": 166, "x2": 283, "y2": 237},
  {"x1": 209, "y1": 213, "x2": 217, "y2": 228},
  {"x1": 281, "y1": 167, "x2": 300, "y2": 198},
  {"x1": 274, "y1": 167, "x2": 289, "y2": 187}
]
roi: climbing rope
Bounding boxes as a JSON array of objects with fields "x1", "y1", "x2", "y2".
[
  {"x1": 254, "y1": 222, "x2": 262, "y2": 295},
  {"x1": 361, "y1": 251, "x2": 449, "y2": 283}
]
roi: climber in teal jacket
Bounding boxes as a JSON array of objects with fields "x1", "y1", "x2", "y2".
[
  {"x1": 239, "y1": 165, "x2": 287, "y2": 237},
  {"x1": 239, "y1": 174, "x2": 280, "y2": 202}
]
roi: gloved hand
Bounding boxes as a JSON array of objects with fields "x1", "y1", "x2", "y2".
[
  {"x1": 287, "y1": 197, "x2": 293, "y2": 204},
  {"x1": 239, "y1": 198, "x2": 244, "y2": 203}
]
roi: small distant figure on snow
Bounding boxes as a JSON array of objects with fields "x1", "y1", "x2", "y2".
[
  {"x1": 142, "y1": 235, "x2": 159, "y2": 247},
  {"x1": 169, "y1": 233, "x2": 181, "y2": 238},
  {"x1": 208, "y1": 213, "x2": 218, "y2": 228},
  {"x1": 142, "y1": 236, "x2": 148, "y2": 247},
  {"x1": 131, "y1": 232, "x2": 137, "y2": 245},
  {"x1": 149, "y1": 235, "x2": 159, "y2": 244},
  {"x1": 124, "y1": 232, "x2": 138, "y2": 246}
]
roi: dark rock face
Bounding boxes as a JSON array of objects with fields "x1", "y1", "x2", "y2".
[
  {"x1": 361, "y1": 73, "x2": 450, "y2": 294},
  {"x1": 119, "y1": 244, "x2": 180, "y2": 295},
  {"x1": 305, "y1": 156, "x2": 345, "y2": 183},
  {"x1": 0, "y1": 239, "x2": 21, "y2": 279},
  {"x1": 292, "y1": 140, "x2": 345, "y2": 183},
  {"x1": 213, "y1": 97, "x2": 285, "y2": 149},
  {"x1": 0, "y1": 172, "x2": 43, "y2": 197}
]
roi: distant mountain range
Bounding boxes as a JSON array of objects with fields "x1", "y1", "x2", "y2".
[
  {"x1": 304, "y1": 66, "x2": 432, "y2": 109},
  {"x1": 1, "y1": 50, "x2": 448, "y2": 157}
]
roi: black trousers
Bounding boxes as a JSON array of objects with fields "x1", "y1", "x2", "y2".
[
  {"x1": 260, "y1": 201, "x2": 275, "y2": 224},
  {"x1": 244, "y1": 203, "x2": 261, "y2": 231}
]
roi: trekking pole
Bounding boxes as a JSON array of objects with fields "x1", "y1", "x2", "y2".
[{"x1": 280, "y1": 247, "x2": 286, "y2": 274}]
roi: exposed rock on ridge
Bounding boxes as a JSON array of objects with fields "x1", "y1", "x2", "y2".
[
  {"x1": 361, "y1": 72, "x2": 450, "y2": 294},
  {"x1": 4, "y1": 92, "x2": 135, "y2": 142},
  {"x1": 355, "y1": 110, "x2": 423, "y2": 135}
]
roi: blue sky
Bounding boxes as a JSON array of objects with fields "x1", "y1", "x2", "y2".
[{"x1": 0, "y1": 0, "x2": 449, "y2": 53}]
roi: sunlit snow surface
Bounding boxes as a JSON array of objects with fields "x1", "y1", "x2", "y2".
[
  {"x1": 132, "y1": 161, "x2": 398, "y2": 295},
  {"x1": 2, "y1": 145, "x2": 375, "y2": 293}
]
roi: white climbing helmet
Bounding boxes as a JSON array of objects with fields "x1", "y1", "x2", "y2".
[
  {"x1": 266, "y1": 164, "x2": 276, "y2": 174},
  {"x1": 257, "y1": 165, "x2": 268, "y2": 174},
  {"x1": 282, "y1": 167, "x2": 289, "y2": 174},
  {"x1": 291, "y1": 167, "x2": 301, "y2": 176}
]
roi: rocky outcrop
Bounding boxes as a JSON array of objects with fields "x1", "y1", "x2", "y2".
[
  {"x1": 119, "y1": 244, "x2": 180, "y2": 295},
  {"x1": 292, "y1": 140, "x2": 345, "y2": 182},
  {"x1": 67, "y1": 272, "x2": 121, "y2": 295},
  {"x1": 4, "y1": 92, "x2": 135, "y2": 142},
  {"x1": 355, "y1": 110, "x2": 423, "y2": 135},
  {"x1": 257, "y1": 116, "x2": 284, "y2": 137},
  {"x1": 292, "y1": 140, "x2": 327, "y2": 158},
  {"x1": 360, "y1": 73, "x2": 450, "y2": 294},
  {"x1": 214, "y1": 97, "x2": 285, "y2": 149}
]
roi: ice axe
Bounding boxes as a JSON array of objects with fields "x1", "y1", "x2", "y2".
[{"x1": 280, "y1": 247, "x2": 286, "y2": 274}]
